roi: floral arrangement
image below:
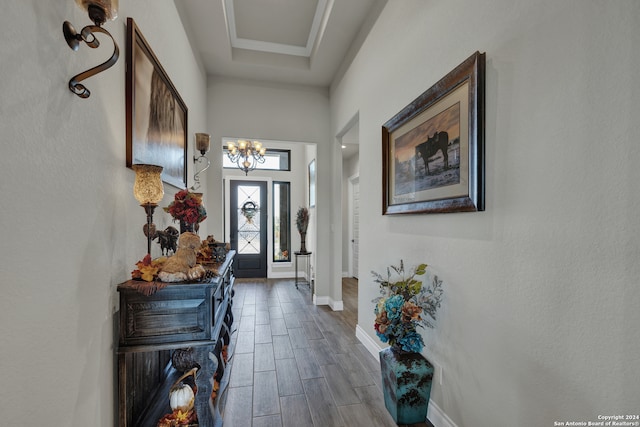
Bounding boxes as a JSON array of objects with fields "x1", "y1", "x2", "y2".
[
  {"x1": 372, "y1": 260, "x2": 443, "y2": 353},
  {"x1": 131, "y1": 254, "x2": 166, "y2": 282},
  {"x1": 164, "y1": 189, "x2": 207, "y2": 225},
  {"x1": 296, "y1": 207, "x2": 309, "y2": 233}
]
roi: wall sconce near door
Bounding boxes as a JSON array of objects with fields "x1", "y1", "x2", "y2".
[
  {"x1": 63, "y1": 0, "x2": 120, "y2": 98},
  {"x1": 132, "y1": 164, "x2": 164, "y2": 255},
  {"x1": 191, "y1": 133, "x2": 211, "y2": 191},
  {"x1": 227, "y1": 139, "x2": 267, "y2": 175}
]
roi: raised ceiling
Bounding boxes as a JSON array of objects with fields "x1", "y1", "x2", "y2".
[
  {"x1": 228, "y1": 0, "x2": 325, "y2": 57},
  {"x1": 175, "y1": 0, "x2": 386, "y2": 87}
]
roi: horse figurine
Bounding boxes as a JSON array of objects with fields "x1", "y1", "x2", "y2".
[{"x1": 155, "y1": 226, "x2": 179, "y2": 256}]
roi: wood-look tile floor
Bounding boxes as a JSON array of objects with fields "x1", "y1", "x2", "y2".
[{"x1": 222, "y1": 277, "x2": 434, "y2": 427}]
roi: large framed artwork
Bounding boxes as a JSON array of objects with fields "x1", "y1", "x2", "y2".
[
  {"x1": 126, "y1": 17, "x2": 188, "y2": 189},
  {"x1": 382, "y1": 51, "x2": 485, "y2": 215}
]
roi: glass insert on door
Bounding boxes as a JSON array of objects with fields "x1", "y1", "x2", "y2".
[{"x1": 237, "y1": 184, "x2": 261, "y2": 255}]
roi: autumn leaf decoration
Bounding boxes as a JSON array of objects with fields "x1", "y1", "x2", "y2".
[
  {"x1": 131, "y1": 254, "x2": 165, "y2": 282},
  {"x1": 210, "y1": 345, "x2": 229, "y2": 402}
]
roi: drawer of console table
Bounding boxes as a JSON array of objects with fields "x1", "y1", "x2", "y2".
[{"x1": 118, "y1": 283, "x2": 219, "y2": 346}]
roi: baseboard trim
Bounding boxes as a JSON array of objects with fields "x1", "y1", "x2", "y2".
[
  {"x1": 355, "y1": 325, "x2": 458, "y2": 427},
  {"x1": 330, "y1": 299, "x2": 344, "y2": 311},
  {"x1": 268, "y1": 272, "x2": 294, "y2": 279},
  {"x1": 314, "y1": 295, "x2": 329, "y2": 305},
  {"x1": 427, "y1": 400, "x2": 458, "y2": 427},
  {"x1": 313, "y1": 295, "x2": 344, "y2": 311},
  {"x1": 356, "y1": 324, "x2": 381, "y2": 361}
]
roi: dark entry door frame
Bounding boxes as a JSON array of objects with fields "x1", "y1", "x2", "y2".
[{"x1": 228, "y1": 179, "x2": 268, "y2": 278}]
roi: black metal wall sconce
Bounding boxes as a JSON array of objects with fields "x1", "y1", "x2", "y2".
[
  {"x1": 191, "y1": 133, "x2": 211, "y2": 191},
  {"x1": 63, "y1": 0, "x2": 120, "y2": 98}
]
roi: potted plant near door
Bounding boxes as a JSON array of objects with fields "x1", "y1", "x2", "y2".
[{"x1": 295, "y1": 207, "x2": 309, "y2": 253}]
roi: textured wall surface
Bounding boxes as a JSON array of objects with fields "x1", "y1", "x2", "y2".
[
  {"x1": 331, "y1": 1, "x2": 640, "y2": 426},
  {"x1": 0, "y1": 1, "x2": 206, "y2": 425}
]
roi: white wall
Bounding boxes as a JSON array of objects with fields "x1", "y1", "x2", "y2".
[
  {"x1": 331, "y1": 0, "x2": 640, "y2": 426},
  {"x1": 0, "y1": 1, "x2": 207, "y2": 424}
]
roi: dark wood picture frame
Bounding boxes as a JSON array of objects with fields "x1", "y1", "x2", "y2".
[
  {"x1": 382, "y1": 51, "x2": 485, "y2": 215},
  {"x1": 126, "y1": 17, "x2": 188, "y2": 189}
]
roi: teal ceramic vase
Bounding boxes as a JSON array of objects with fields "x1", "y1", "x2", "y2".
[{"x1": 380, "y1": 346, "x2": 434, "y2": 425}]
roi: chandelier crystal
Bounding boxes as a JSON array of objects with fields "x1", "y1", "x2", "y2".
[{"x1": 227, "y1": 139, "x2": 266, "y2": 175}]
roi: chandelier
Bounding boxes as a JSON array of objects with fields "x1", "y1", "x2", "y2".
[{"x1": 227, "y1": 139, "x2": 266, "y2": 175}]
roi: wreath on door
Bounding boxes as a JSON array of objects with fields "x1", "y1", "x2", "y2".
[{"x1": 240, "y1": 201, "x2": 258, "y2": 224}]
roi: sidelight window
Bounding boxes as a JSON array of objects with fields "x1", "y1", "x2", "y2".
[{"x1": 273, "y1": 181, "x2": 291, "y2": 262}]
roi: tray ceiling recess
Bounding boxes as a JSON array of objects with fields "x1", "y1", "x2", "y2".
[{"x1": 224, "y1": 0, "x2": 328, "y2": 58}]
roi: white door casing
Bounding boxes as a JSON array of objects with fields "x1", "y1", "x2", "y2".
[{"x1": 349, "y1": 174, "x2": 359, "y2": 278}]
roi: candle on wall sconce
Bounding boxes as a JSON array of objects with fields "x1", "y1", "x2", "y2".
[
  {"x1": 191, "y1": 133, "x2": 211, "y2": 191},
  {"x1": 195, "y1": 133, "x2": 210, "y2": 154}
]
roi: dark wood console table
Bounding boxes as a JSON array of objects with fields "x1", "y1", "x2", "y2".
[{"x1": 116, "y1": 251, "x2": 235, "y2": 427}]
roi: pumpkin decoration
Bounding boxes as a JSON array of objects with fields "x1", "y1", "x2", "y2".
[
  {"x1": 169, "y1": 367, "x2": 198, "y2": 411},
  {"x1": 169, "y1": 383, "x2": 195, "y2": 412},
  {"x1": 159, "y1": 366, "x2": 199, "y2": 426}
]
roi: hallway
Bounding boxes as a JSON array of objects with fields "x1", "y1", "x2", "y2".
[{"x1": 222, "y1": 278, "x2": 433, "y2": 427}]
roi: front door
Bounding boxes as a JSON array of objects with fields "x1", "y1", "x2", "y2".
[{"x1": 230, "y1": 180, "x2": 267, "y2": 278}]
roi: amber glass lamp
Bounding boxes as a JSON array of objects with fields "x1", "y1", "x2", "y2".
[{"x1": 132, "y1": 164, "x2": 164, "y2": 255}]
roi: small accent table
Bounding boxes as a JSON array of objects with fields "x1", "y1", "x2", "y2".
[{"x1": 294, "y1": 251, "x2": 312, "y2": 290}]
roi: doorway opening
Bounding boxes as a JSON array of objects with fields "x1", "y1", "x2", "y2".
[
  {"x1": 340, "y1": 116, "x2": 360, "y2": 280},
  {"x1": 222, "y1": 138, "x2": 317, "y2": 280}
]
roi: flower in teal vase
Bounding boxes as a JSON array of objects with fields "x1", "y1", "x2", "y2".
[
  {"x1": 398, "y1": 330, "x2": 424, "y2": 353},
  {"x1": 384, "y1": 294, "x2": 405, "y2": 320},
  {"x1": 371, "y1": 261, "x2": 443, "y2": 353},
  {"x1": 376, "y1": 330, "x2": 389, "y2": 343}
]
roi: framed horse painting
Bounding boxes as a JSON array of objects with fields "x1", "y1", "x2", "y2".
[
  {"x1": 126, "y1": 17, "x2": 188, "y2": 189},
  {"x1": 382, "y1": 51, "x2": 485, "y2": 215}
]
